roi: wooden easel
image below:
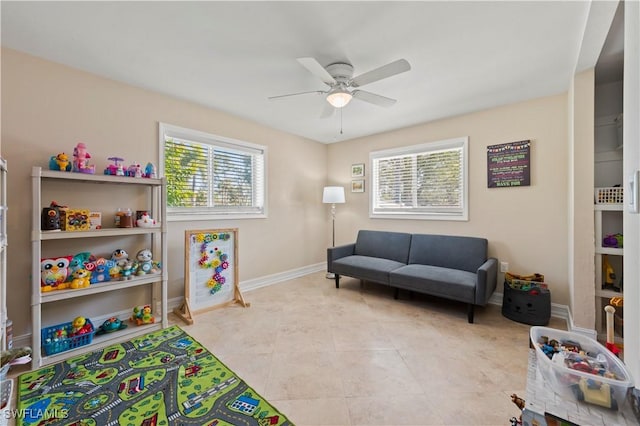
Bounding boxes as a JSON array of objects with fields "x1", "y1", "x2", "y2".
[
  {"x1": 173, "y1": 298, "x2": 194, "y2": 325},
  {"x1": 174, "y1": 228, "x2": 250, "y2": 325}
]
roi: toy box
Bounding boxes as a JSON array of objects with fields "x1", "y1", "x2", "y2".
[
  {"x1": 530, "y1": 326, "x2": 633, "y2": 411},
  {"x1": 89, "y1": 211, "x2": 102, "y2": 230},
  {"x1": 60, "y1": 208, "x2": 91, "y2": 231}
]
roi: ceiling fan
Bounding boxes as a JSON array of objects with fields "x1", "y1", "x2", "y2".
[{"x1": 268, "y1": 57, "x2": 411, "y2": 111}]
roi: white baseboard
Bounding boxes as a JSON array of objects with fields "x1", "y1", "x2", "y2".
[{"x1": 239, "y1": 262, "x2": 326, "y2": 292}]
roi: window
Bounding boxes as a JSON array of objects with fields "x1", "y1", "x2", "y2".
[
  {"x1": 159, "y1": 123, "x2": 266, "y2": 220},
  {"x1": 370, "y1": 137, "x2": 468, "y2": 221}
]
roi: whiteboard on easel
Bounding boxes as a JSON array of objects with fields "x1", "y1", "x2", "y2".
[{"x1": 184, "y1": 228, "x2": 241, "y2": 312}]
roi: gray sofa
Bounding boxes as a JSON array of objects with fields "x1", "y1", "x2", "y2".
[{"x1": 327, "y1": 230, "x2": 498, "y2": 323}]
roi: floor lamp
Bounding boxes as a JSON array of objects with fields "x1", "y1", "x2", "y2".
[{"x1": 323, "y1": 186, "x2": 345, "y2": 279}]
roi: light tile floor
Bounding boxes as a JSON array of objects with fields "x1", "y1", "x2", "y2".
[{"x1": 177, "y1": 272, "x2": 567, "y2": 426}]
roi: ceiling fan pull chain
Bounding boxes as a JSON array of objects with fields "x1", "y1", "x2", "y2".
[{"x1": 340, "y1": 107, "x2": 344, "y2": 134}]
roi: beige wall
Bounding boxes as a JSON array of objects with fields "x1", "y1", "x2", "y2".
[
  {"x1": 1, "y1": 48, "x2": 328, "y2": 337},
  {"x1": 327, "y1": 95, "x2": 571, "y2": 305}
]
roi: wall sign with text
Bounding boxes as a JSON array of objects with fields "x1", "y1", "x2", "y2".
[{"x1": 487, "y1": 140, "x2": 531, "y2": 188}]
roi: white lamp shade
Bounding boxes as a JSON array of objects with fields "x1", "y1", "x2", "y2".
[
  {"x1": 326, "y1": 90, "x2": 352, "y2": 108},
  {"x1": 323, "y1": 186, "x2": 345, "y2": 204}
]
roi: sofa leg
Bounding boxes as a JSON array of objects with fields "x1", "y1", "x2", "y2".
[
  {"x1": 393, "y1": 287, "x2": 399, "y2": 300},
  {"x1": 468, "y1": 304, "x2": 474, "y2": 324},
  {"x1": 335, "y1": 274, "x2": 340, "y2": 289}
]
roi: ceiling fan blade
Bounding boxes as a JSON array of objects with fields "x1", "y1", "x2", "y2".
[
  {"x1": 352, "y1": 90, "x2": 397, "y2": 108},
  {"x1": 267, "y1": 90, "x2": 325, "y2": 101},
  {"x1": 350, "y1": 59, "x2": 411, "y2": 88},
  {"x1": 297, "y1": 57, "x2": 337, "y2": 85}
]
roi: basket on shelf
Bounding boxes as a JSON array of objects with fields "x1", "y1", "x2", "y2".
[
  {"x1": 41, "y1": 318, "x2": 95, "y2": 356},
  {"x1": 595, "y1": 187, "x2": 623, "y2": 204}
]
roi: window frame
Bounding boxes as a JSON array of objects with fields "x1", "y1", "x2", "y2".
[
  {"x1": 158, "y1": 122, "x2": 268, "y2": 221},
  {"x1": 369, "y1": 136, "x2": 469, "y2": 221}
]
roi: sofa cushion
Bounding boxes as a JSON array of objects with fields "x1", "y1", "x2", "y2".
[
  {"x1": 390, "y1": 264, "x2": 477, "y2": 302},
  {"x1": 333, "y1": 255, "x2": 406, "y2": 285},
  {"x1": 408, "y1": 234, "x2": 487, "y2": 273},
  {"x1": 354, "y1": 230, "x2": 412, "y2": 264}
]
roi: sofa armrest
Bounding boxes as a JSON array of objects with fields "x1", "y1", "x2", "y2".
[
  {"x1": 475, "y1": 257, "x2": 498, "y2": 305},
  {"x1": 327, "y1": 243, "x2": 356, "y2": 273}
]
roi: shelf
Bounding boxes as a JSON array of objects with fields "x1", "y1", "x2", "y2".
[
  {"x1": 36, "y1": 168, "x2": 163, "y2": 186},
  {"x1": 596, "y1": 288, "x2": 623, "y2": 298},
  {"x1": 40, "y1": 321, "x2": 162, "y2": 365},
  {"x1": 36, "y1": 226, "x2": 162, "y2": 241},
  {"x1": 31, "y1": 166, "x2": 167, "y2": 366},
  {"x1": 594, "y1": 203, "x2": 623, "y2": 211},
  {"x1": 595, "y1": 246, "x2": 623, "y2": 255},
  {"x1": 37, "y1": 274, "x2": 163, "y2": 303}
]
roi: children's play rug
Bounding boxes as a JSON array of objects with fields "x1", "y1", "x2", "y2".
[{"x1": 17, "y1": 325, "x2": 293, "y2": 425}]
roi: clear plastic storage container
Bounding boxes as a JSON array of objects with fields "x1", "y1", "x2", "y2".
[{"x1": 530, "y1": 326, "x2": 633, "y2": 411}]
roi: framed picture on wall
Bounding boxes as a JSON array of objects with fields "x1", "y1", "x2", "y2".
[
  {"x1": 351, "y1": 163, "x2": 365, "y2": 178},
  {"x1": 351, "y1": 179, "x2": 365, "y2": 193}
]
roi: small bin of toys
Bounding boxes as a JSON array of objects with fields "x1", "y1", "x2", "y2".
[
  {"x1": 595, "y1": 186, "x2": 624, "y2": 205},
  {"x1": 502, "y1": 272, "x2": 550, "y2": 326},
  {"x1": 41, "y1": 317, "x2": 95, "y2": 356},
  {"x1": 530, "y1": 326, "x2": 634, "y2": 411}
]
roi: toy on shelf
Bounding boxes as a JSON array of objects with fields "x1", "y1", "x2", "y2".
[
  {"x1": 70, "y1": 268, "x2": 91, "y2": 289},
  {"x1": 40, "y1": 256, "x2": 72, "y2": 292},
  {"x1": 67, "y1": 252, "x2": 95, "y2": 281},
  {"x1": 86, "y1": 258, "x2": 116, "y2": 284},
  {"x1": 120, "y1": 260, "x2": 136, "y2": 279},
  {"x1": 69, "y1": 316, "x2": 93, "y2": 337},
  {"x1": 41, "y1": 201, "x2": 62, "y2": 231},
  {"x1": 104, "y1": 157, "x2": 125, "y2": 176},
  {"x1": 95, "y1": 317, "x2": 128, "y2": 335},
  {"x1": 126, "y1": 163, "x2": 142, "y2": 178},
  {"x1": 143, "y1": 162, "x2": 157, "y2": 178},
  {"x1": 135, "y1": 249, "x2": 160, "y2": 275},
  {"x1": 130, "y1": 305, "x2": 155, "y2": 325},
  {"x1": 111, "y1": 248, "x2": 129, "y2": 267},
  {"x1": 603, "y1": 233, "x2": 623, "y2": 248},
  {"x1": 136, "y1": 212, "x2": 157, "y2": 227},
  {"x1": 72, "y1": 142, "x2": 95, "y2": 174},
  {"x1": 48, "y1": 153, "x2": 72, "y2": 172}
]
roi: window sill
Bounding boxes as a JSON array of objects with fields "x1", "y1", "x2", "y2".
[
  {"x1": 370, "y1": 212, "x2": 468, "y2": 221},
  {"x1": 168, "y1": 212, "x2": 267, "y2": 222}
]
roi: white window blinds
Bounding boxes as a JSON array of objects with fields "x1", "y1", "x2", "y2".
[
  {"x1": 370, "y1": 137, "x2": 468, "y2": 220},
  {"x1": 160, "y1": 123, "x2": 266, "y2": 219}
]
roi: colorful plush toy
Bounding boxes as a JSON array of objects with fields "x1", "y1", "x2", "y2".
[
  {"x1": 72, "y1": 142, "x2": 95, "y2": 174},
  {"x1": 41, "y1": 256, "x2": 72, "y2": 292},
  {"x1": 67, "y1": 252, "x2": 95, "y2": 281},
  {"x1": 70, "y1": 268, "x2": 91, "y2": 289},
  {"x1": 135, "y1": 249, "x2": 160, "y2": 275},
  {"x1": 110, "y1": 248, "x2": 129, "y2": 268},
  {"x1": 120, "y1": 261, "x2": 136, "y2": 280},
  {"x1": 86, "y1": 258, "x2": 116, "y2": 284}
]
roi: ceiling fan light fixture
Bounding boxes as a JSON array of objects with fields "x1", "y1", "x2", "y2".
[{"x1": 326, "y1": 87, "x2": 352, "y2": 108}]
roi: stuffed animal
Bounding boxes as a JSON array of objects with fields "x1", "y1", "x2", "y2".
[
  {"x1": 136, "y1": 213, "x2": 156, "y2": 228},
  {"x1": 135, "y1": 249, "x2": 159, "y2": 275},
  {"x1": 70, "y1": 268, "x2": 91, "y2": 289},
  {"x1": 111, "y1": 249, "x2": 129, "y2": 267},
  {"x1": 41, "y1": 256, "x2": 72, "y2": 292}
]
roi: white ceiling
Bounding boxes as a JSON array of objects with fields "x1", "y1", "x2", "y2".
[{"x1": 0, "y1": 1, "x2": 616, "y2": 144}]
